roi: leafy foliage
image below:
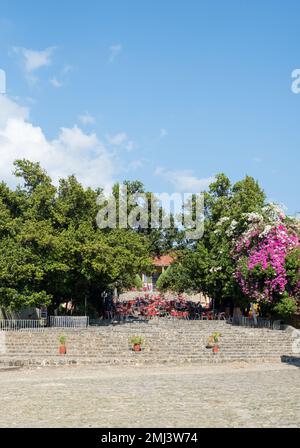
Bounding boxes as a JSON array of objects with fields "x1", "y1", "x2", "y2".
[
  {"x1": 134, "y1": 274, "x2": 143, "y2": 289},
  {"x1": 0, "y1": 160, "x2": 152, "y2": 313},
  {"x1": 157, "y1": 174, "x2": 267, "y2": 307},
  {"x1": 273, "y1": 295, "x2": 298, "y2": 317},
  {"x1": 1, "y1": 160, "x2": 299, "y2": 320}
]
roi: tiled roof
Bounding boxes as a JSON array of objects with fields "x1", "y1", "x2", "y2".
[{"x1": 152, "y1": 254, "x2": 174, "y2": 267}]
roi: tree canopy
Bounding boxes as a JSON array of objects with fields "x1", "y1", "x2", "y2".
[
  {"x1": 1, "y1": 161, "x2": 299, "y2": 319},
  {"x1": 0, "y1": 160, "x2": 153, "y2": 314}
]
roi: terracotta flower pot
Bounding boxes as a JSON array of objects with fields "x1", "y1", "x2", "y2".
[
  {"x1": 59, "y1": 345, "x2": 67, "y2": 355},
  {"x1": 212, "y1": 344, "x2": 219, "y2": 354},
  {"x1": 133, "y1": 344, "x2": 141, "y2": 352}
]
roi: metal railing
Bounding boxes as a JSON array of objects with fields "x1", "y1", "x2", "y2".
[
  {"x1": 0, "y1": 319, "x2": 47, "y2": 331},
  {"x1": 0, "y1": 316, "x2": 89, "y2": 331},
  {"x1": 233, "y1": 316, "x2": 279, "y2": 329},
  {"x1": 49, "y1": 316, "x2": 89, "y2": 328}
]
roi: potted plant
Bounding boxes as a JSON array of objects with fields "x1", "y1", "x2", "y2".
[
  {"x1": 206, "y1": 335, "x2": 215, "y2": 348},
  {"x1": 58, "y1": 335, "x2": 67, "y2": 355},
  {"x1": 129, "y1": 335, "x2": 144, "y2": 352},
  {"x1": 212, "y1": 332, "x2": 221, "y2": 354}
]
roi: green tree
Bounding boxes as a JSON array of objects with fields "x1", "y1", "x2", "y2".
[
  {"x1": 0, "y1": 160, "x2": 153, "y2": 314},
  {"x1": 159, "y1": 174, "x2": 266, "y2": 307}
]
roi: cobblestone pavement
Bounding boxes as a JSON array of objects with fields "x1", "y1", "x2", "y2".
[{"x1": 0, "y1": 362, "x2": 299, "y2": 427}]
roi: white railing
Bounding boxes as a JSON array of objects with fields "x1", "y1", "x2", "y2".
[
  {"x1": 0, "y1": 316, "x2": 89, "y2": 331},
  {"x1": 0, "y1": 319, "x2": 47, "y2": 331},
  {"x1": 234, "y1": 316, "x2": 275, "y2": 329},
  {"x1": 49, "y1": 316, "x2": 89, "y2": 328}
]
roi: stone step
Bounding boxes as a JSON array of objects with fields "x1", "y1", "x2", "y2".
[
  {"x1": 1, "y1": 349, "x2": 294, "y2": 356},
  {"x1": 3, "y1": 329, "x2": 290, "y2": 334},
  {"x1": 3, "y1": 339, "x2": 282, "y2": 342},
  {"x1": 0, "y1": 355, "x2": 287, "y2": 368},
  {"x1": 2, "y1": 344, "x2": 294, "y2": 351},
  {"x1": 3, "y1": 352, "x2": 292, "y2": 359},
  {"x1": 3, "y1": 334, "x2": 293, "y2": 340},
  {"x1": 3, "y1": 343, "x2": 293, "y2": 350},
  {"x1": 0, "y1": 321, "x2": 295, "y2": 367},
  {"x1": 4, "y1": 339, "x2": 292, "y2": 344},
  {"x1": 10, "y1": 337, "x2": 283, "y2": 341}
]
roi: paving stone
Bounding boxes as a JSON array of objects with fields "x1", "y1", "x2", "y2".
[{"x1": 0, "y1": 363, "x2": 299, "y2": 427}]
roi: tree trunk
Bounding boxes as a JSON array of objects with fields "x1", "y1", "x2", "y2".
[
  {"x1": 225, "y1": 307, "x2": 231, "y2": 319},
  {"x1": 232, "y1": 306, "x2": 242, "y2": 325}
]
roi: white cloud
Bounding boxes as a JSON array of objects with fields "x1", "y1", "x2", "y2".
[
  {"x1": 55, "y1": 126, "x2": 99, "y2": 150},
  {"x1": 0, "y1": 69, "x2": 6, "y2": 94},
  {"x1": 78, "y1": 112, "x2": 96, "y2": 126},
  {"x1": 13, "y1": 46, "x2": 56, "y2": 73},
  {"x1": 109, "y1": 44, "x2": 122, "y2": 63},
  {"x1": 159, "y1": 128, "x2": 168, "y2": 139},
  {"x1": 50, "y1": 65, "x2": 73, "y2": 89},
  {"x1": 50, "y1": 77, "x2": 62, "y2": 88},
  {"x1": 124, "y1": 140, "x2": 135, "y2": 151},
  {"x1": 155, "y1": 166, "x2": 214, "y2": 193},
  {"x1": 0, "y1": 95, "x2": 28, "y2": 126},
  {"x1": 106, "y1": 132, "x2": 135, "y2": 151},
  {"x1": 61, "y1": 64, "x2": 73, "y2": 75},
  {"x1": 107, "y1": 132, "x2": 127, "y2": 145},
  {"x1": 0, "y1": 95, "x2": 117, "y2": 191},
  {"x1": 127, "y1": 159, "x2": 145, "y2": 170}
]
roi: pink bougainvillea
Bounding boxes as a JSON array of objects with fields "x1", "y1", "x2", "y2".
[{"x1": 235, "y1": 224, "x2": 300, "y2": 302}]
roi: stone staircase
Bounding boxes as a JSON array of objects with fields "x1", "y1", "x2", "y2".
[{"x1": 0, "y1": 320, "x2": 296, "y2": 368}]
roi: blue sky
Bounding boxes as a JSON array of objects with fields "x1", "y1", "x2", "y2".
[{"x1": 0, "y1": 0, "x2": 299, "y2": 214}]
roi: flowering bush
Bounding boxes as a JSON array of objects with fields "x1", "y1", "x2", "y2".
[{"x1": 234, "y1": 222, "x2": 300, "y2": 303}]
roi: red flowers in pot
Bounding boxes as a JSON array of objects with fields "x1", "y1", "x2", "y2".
[{"x1": 59, "y1": 335, "x2": 67, "y2": 355}]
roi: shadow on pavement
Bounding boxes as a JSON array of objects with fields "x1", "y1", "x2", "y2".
[{"x1": 281, "y1": 355, "x2": 300, "y2": 367}]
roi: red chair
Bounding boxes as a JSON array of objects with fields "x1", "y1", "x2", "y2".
[{"x1": 147, "y1": 310, "x2": 158, "y2": 319}]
